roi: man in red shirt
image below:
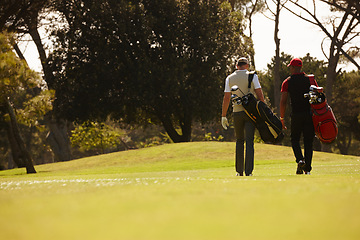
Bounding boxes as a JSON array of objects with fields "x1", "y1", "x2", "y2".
[{"x1": 280, "y1": 58, "x2": 318, "y2": 175}]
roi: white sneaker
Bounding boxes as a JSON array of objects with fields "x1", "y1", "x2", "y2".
[{"x1": 304, "y1": 171, "x2": 311, "y2": 175}]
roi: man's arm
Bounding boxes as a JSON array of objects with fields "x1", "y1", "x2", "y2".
[
  {"x1": 252, "y1": 74, "x2": 265, "y2": 102},
  {"x1": 221, "y1": 92, "x2": 231, "y2": 130},
  {"x1": 222, "y1": 92, "x2": 231, "y2": 117},
  {"x1": 254, "y1": 88, "x2": 265, "y2": 102},
  {"x1": 280, "y1": 92, "x2": 288, "y2": 129}
]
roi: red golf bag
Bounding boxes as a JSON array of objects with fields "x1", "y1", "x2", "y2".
[{"x1": 304, "y1": 84, "x2": 338, "y2": 143}]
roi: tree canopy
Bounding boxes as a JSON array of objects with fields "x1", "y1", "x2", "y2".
[
  {"x1": 49, "y1": 0, "x2": 252, "y2": 142},
  {"x1": 0, "y1": 31, "x2": 54, "y2": 173}
]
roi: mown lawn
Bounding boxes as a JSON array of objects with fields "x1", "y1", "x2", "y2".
[{"x1": 1, "y1": 142, "x2": 359, "y2": 240}]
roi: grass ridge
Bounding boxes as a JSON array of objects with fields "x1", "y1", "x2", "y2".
[{"x1": 1, "y1": 142, "x2": 359, "y2": 177}]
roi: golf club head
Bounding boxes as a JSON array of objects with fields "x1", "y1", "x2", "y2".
[
  {"x1": 231, "y1": 85, "x2": 243, "y2": 98},
  {"x1": 310, "y1": 85, "x2": 323, "y2": 93},
  {"x1": 231, "y1": 85, "x2": 239, "y2": 92}
]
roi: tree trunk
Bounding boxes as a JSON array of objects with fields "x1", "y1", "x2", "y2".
[
  {"x1": 320, "y1": 142, "x2": 332, "y2": 152},
  {"x1": 321, "y1": 37, "x2": 340, "y2": 153},
  {"x1": 157, "y1": 109, "x2": 192, "y2": 143},
  {"x1": 336, "y1": 130, "x2": 352, "y2": 155},
  {"x1": 28, "y1": 21, "x2": 72, "y2": 161},
  {"x1": 179, "y1": 109, "x2": 192, "y2": 142},
  {"x1": 4, "y1": 98, "x2": 36, "y2": 174},
  {"x1": 13, "y1": 43, "x2": 26, "y2": 61},
  {"x1": 322, "y1": 59, "x2": 336, "y2": 154},
  {"x1": 28, "y1": 24, "x2": 55, "y2": 88},
  {"x1": 325, "y1": 52, "x2": 339, "y2": 105},
  {"x1": 160, "y1": 117, "x2": 191, "y2": 143},
  {"x1": 45, "y1": 117, "x2": 72, "y2": 162},
  {"x1": 228, "y1": 0, "x2": 236, "y2": 10},
  {"x1": 248, "y1": 0, "x2": 260, "y2": 69},
  {"x1": 6, "y1": 123, "x2": 26, "y2": 168},
  {"x1": 273, "y1": 0, "x2": 281, "y2": 116}
]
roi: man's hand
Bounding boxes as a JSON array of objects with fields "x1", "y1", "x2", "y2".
[{"x1": 221, "y1": 117, "x2": 229, "y2": 130}]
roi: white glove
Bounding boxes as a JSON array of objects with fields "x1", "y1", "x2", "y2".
[{"x1": 221, "y1": 117, "x2": 229, "y2": 130}]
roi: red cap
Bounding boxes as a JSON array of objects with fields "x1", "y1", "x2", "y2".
[{"x1": 287, "y1": 58, "x2": 303, "y2": 67}]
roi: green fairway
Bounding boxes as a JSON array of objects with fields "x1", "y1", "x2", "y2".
[{"x1": 1, "y1": 142, "x2": 360, "y2": 240}]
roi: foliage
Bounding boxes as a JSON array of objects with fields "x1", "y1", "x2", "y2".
[
  {"x1": 332, "y1": 70, "x2": 360, "y2": 155},
  {"x1": 204, "y1": 132, "x2": 224, "y2": 141},
  {"x1": 70, "y1": 121, "x2": 126, "y2": 154},
  {"x1": 0, "y1": 32, "x2": 54, "y2": 124},
  {"x1": 48, "y1": 0, "x2": 252, "y2": 143},
  {"x1": 259, "y1": 52, "x2": 293, "y2": 106},
  {"x1": 0, "y1": 31, "x2": 54, "y2": 170},
  {"x1": 16, "y1": 89, "x2": 55, "y2": 127},
  {"x1": 301, "y1": 54, "x2": 328, "y2": 87},
  {"x1": 260, "y1": 53, "x2": 327, "y2": 104},
  {"x1": 0, "y1": 0, "x2": 74, "y2": 163},
  {"x1": 0, "y1": 0, "x2": 50, "y2": 32},
  {"x1": 0, "y1": 34, "x2": 37, "y2": 100}
]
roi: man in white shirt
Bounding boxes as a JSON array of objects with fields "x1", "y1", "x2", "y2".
[{"x1": 221, "y1": 57, "x2": 265, "y2": 176}]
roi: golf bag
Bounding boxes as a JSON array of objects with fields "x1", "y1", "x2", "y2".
[
  {"x1": 231, "y1": 72, "x2": 284, "y2": 143},
  {"x1": 304, "y1": 82, "x2": 338, "y2": 143}
]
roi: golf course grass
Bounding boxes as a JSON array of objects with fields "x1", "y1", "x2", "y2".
[{"x1": 1, "y1": 142, "x2": 359, "y2": 240}]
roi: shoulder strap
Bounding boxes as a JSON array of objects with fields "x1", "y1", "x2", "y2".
[
  {"x1": 308, "y1": 74, "x2": 318, "y2": 87},
  {"x1": 247, "y1": 71, "x2": 256, "y2": 90}
]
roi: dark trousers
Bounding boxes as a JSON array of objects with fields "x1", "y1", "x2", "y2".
[
  {"x1": 291, "y1": 111, "x2": 315, "y2": 172},
  {"x1": 233, "y1": 111, "x2": 255, "y2": 175}
]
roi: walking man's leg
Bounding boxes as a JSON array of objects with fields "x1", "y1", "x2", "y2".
[
  {"x1": 233, "y1": 112, "x2": 246, "y2": 176},
  {"x1": 291, "y1": 113, "x2": 307, "y2": 174},
  {"x1": 291, "y1": 114, "x2": 304, "y2": 163},
  {"x1": 303, "y1": 113, "x2": 315, "y2": 173},
  {"x1": 244, "y1": 120, "x2": 255, "y2": 176}
]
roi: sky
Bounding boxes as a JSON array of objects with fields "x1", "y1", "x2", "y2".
[
  {"x1": 252, "y1": 0, "x2": 359, "y2": 72},
  {"x1": 252, "y1": 6, "x2": 325, "y2": 71},
  {"x1": 19, "y1": 1, "x2": 359, "y2": 74}
]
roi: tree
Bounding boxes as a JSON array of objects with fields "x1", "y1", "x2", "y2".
[
  {"x1": 0, "y1": 0, "x2": 72, "y2": 162},
  {"x1": 0, "y1": 32, "x2": 40, "y2": 173},
  {"x1": 70, "y1": 121, "x2": 126, "y2": 155},
  {"x1": 260, "y1": 52, "x2": 293, "y2": 105},
  {"x1": 226, "y1": 0, "x2": 266, "y2": 68},
  {"x1": 261, "y1": 0, "x2": 289, "y2": 115},
  {"x1": 320, "y1": 0, "x2": 360, "y2": 72},
  {"x1": 321, "y1": 0, "x2": 360, "y2": 22},
  {"x1": 49, "y1": 0, "x2": 251, "y2": 143},
  {"x1": 273, "y1": 0, "x2": 284, "y2": 116},
  {"x1": 332, "y1": 70, "x2": 360, "y2": 155},
  {"x1": 246, "y1": 0, "x2": 266, "y2": 68},
  {"x1": 285, "y1": 0, "x2": 360, "y2": 104}
]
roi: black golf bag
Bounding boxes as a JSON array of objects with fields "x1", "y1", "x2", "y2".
[{"x1": 231, "y1": 72, "x2": 284, "y2": 143}]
